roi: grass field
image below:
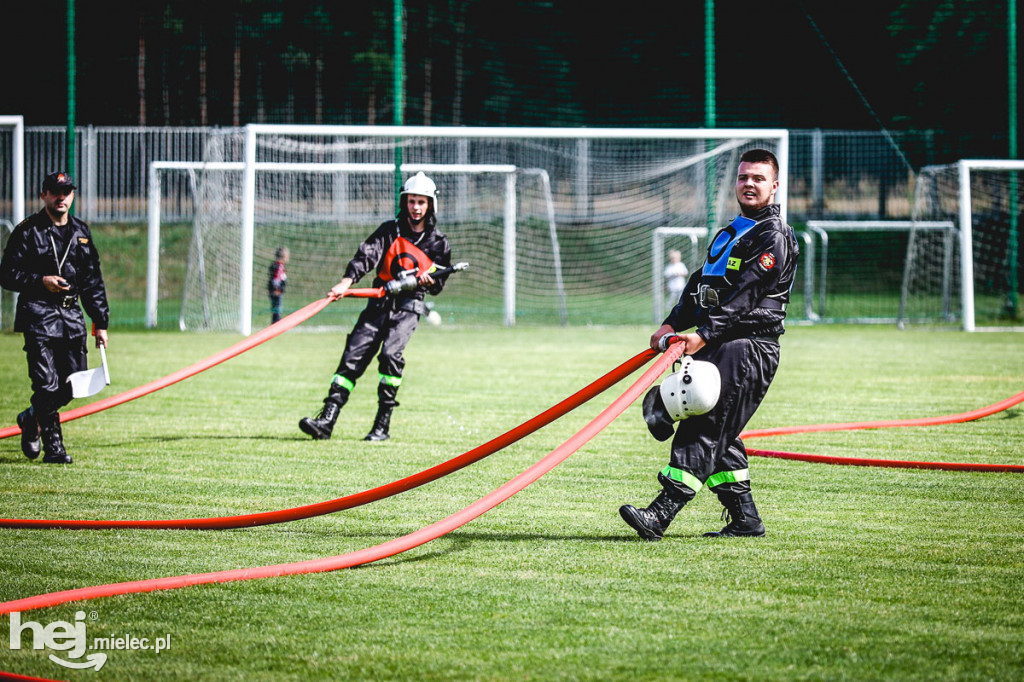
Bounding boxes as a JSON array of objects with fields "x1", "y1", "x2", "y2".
[{"x1": 0, "y1": 323, "x2": 1022, "y2": 681}]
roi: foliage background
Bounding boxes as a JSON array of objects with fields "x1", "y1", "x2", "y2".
[{"x1": 2, "y1": 1, "x2": 1020, "y2": 160}]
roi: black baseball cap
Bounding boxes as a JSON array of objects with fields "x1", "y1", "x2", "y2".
[{"x1": 42, "y1": 171, "x2": 76, "y2": 193}]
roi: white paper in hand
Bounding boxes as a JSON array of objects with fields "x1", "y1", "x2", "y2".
[{"x1": 67, "y1": 344, "x2": 110, "y2": 398}]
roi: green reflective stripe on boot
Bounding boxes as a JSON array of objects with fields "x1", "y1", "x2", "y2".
[
  {"x1": 332, "y1": 375, "x2": 355, "y2": 392},
  {"x1": 378, "y1": 373, "x2": 403, "y2": 387},
  {"x1": 706, "y1": 468, "x2": 750, "y2": 489},
  {"x1": 660, "y1": 466, "x2": 703, "y2": 494}
]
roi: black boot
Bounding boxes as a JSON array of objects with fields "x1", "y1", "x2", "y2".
[
  {"x1": 17, "y1": 407, "x2": 40, "y2": 460},
  {"x1": 703, "y1": 491, "x2": 765, "y2": 537},
  {"x1": 364, "y1": 382, "x2": 398, "y2": 441},
  {"x1": 40, "y1": 419, "x2": 72, "y2": 464},
  {"x1": 363, "y1": 405, "x2": 393, "y2": 441},
  {"x1": 299, "y1": 388, "x2": 348, "y2": 440},
  {"x1": 619, "y1": 487, "x2": 689, "y2": 541}
]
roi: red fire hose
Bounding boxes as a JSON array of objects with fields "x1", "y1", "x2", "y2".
[
  {"x1": 0, "y1": 341, "x2": 683, "y2": 614},
  {"x1": 742, "y1": 390, "x2": 1024, "y2": 439},
  {"x1": 0, "y1": 349, "x2": 656, "y2": 529},
  {"x1": 740, "y1": 390, "x2": 1024, "y2": 472},
  {"x1": 1, "y1": 336, "x2": 1020, "y2": 616},
  {"x1": 0, "y1": 291, "x2": 382, "y2": 441}
]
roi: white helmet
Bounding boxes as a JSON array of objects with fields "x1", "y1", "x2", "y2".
[
  {"x1": 642, "y1": 356, "x2": 722, "y2": 441},
  {"x1": 401, "y1": 172, "x2": 439, "y2": 216},
  {"x1": 660, "y1": 356, "x2": 721, "y2": 420}
]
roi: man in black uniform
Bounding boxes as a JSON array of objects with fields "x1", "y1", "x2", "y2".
[
  {"x1": 0, "y1": 172, "x2": 110, "y2": 464},
  {"x1": 620, "y1": 149, "x2": 798, "y2": 540},
  {"x1": 299, "y1": 172, "x2": 452, "y2": 442}
]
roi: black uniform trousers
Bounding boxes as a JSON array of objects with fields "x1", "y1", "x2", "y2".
[
  {"x1": 334, "y1": 301, "x2": 420, "y2": 407},
  {"x1": 664, "y1": 336, "x2": 780, "y2": 497},
  {"x1": 24, "y1": 333, "x2": 87, "y2": 427}
]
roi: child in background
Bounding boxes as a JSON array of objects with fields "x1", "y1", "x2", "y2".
[
  {"x1": 664, "y1": 249, "x2": 689, "y2": 312},
  {"x1": 268, "y1": 246, "x2": 289, "y2": 324}
]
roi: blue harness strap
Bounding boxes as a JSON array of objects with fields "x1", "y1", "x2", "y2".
[{"x1": 702, "y1": 215, "x2": 757, "y2": 277}]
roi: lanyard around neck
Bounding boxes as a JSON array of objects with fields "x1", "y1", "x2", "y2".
[{"x1": 50, "y1": 230, "x2": 73, "y2": 276}]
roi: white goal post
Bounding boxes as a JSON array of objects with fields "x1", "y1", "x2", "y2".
[
  {"x1": 147, "y1": 161, "x2": 208, "y2": 328},
  {"x1": 955, "y1": 160, "x2": 1024, "y2": 331},
  {"x1": 0, "y1": 115, "x2": 25, "y2": 227},
  {"x1": 906, "y1": 159, "x2": 1024, "y2": 332},
  {"x1": 651, "y1": 227, "x2": 705, "y2": 323},
  {"x1": 0, "y1": 115, "x2": 25, "y2": 331}
]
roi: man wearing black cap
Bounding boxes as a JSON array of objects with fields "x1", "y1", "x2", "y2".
[{"x1": 0, "y1": 171, "x2": 110, "y2": 464}]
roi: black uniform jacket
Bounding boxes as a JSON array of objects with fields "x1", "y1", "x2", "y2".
[
  {"x1": 664, "y1": 204, "x2": 799, "y2": 343},
  {"x1": 343, "y1": 218, "x2": 452, "y2": 303},
  {"x1": 0, "y1": 209, "x2": 110, "y2": 338}
]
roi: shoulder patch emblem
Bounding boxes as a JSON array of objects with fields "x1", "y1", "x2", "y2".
[
  {"x1": 78, "y1": 237, "x2": 89, "y2": 244},
  {"x1": 758, "y1": 252, "x2": 776, "y2": 270}
]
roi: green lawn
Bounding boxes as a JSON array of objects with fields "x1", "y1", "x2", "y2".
[{"x1": 0, "y1": 324, "x2": 1022, "y2": 681}]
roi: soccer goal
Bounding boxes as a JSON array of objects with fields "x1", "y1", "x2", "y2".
[
  {"x1": 148, "y1": 159, "x2": 551, "y2": 330},
  {"x1": 902, "y1": 160, "x2": 1024, "y2": 331},
  {"x1": 804, "y1": 220, "x2": 957, "y2": 324},
  {"x1": 180, "y1": 125, "x2": 788, "y2": 333}
]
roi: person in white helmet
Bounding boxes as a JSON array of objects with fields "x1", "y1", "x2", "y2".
[
  {"x1": 299, "y1": 172, "x2": 452, "y2": 442},
  {"x1": 620, "y1": 149, "x2": 799, "y2": 541}
]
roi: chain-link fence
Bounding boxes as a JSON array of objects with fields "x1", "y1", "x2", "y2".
[{"x1": 0, "y1": 126, "x2": 978, "y2": 227}]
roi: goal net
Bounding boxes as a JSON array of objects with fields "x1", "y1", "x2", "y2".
[
  {"x1": 179, "y1": 125, "x2": 788, "y2": 333},
  {"x1": 803, "y1": 220, "x2": 956, "y2": 324},
  {"x1": 901, "y1": 161, "x2": 1023, "y2": 330}
]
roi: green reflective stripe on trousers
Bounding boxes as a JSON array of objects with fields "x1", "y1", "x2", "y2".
[
  {"x1": 660, "y1": 466, "x2": 703, "y2": 493},
  {"x1": 332, "y1": 375, "x2": 355, "y2": 392},
  {"x1": 378, "y1": 373, "x2": 403, "y2": 387},
  {"x1": 706, "y1": 468, "x2": 750, "y2": 489}
]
